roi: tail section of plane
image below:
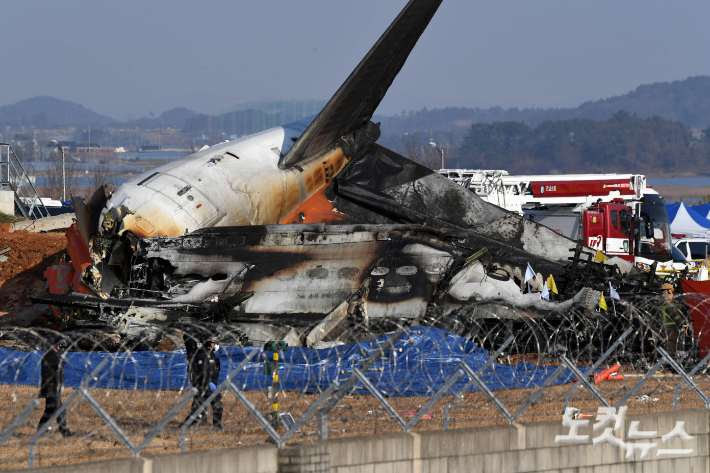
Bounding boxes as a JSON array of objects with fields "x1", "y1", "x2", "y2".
[{"x1": 279, "y1": 0, "x2": 443, "y2": 169}]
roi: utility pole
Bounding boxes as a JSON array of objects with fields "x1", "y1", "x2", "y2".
[
  {"x1": 428, "y1": 141, "x2": 445, "y2": 170},
  {"x1": 50, "y1": 140, "x2": 66, "y2": 201}
]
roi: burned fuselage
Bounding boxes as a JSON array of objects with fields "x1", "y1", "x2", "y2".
[{"x1": 119, "y1": 224, "x2": 461, "y2": 322}]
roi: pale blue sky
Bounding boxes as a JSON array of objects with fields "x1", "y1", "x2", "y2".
[{"x1": 2, "y1": 0, "x2": 709, "y2": 119}]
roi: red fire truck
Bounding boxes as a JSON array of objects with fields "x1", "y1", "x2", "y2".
[{"x1": 437, "y1": 170, "x2": 689, "y2": 275}]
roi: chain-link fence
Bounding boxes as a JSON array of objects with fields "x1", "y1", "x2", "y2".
[{"x1": 1, "y1": 293, "x2": 710, "y2": 470}]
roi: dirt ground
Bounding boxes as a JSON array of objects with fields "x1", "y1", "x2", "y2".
[
  {"x1": 0, "y1": 230, "x2": 67, "y2": 318},
  {"x1": 0, "y1": 374, "x2": 708, "y2": 470}
]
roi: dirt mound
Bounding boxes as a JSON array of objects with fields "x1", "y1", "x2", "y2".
[{"x1": 0, "y1": 230, "x2": 67, "y2": 317}]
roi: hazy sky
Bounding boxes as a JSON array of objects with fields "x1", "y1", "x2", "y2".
[{"x1": 2, "y1": 0, "x2": 709, "y2": 120}]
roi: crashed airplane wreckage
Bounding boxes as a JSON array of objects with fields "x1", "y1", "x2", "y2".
[{"x1": 31, "y1": 0, "x2": 673, "y2": 360}]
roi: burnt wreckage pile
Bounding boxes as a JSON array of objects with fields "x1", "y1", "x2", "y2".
[
  {"x1": 33, "y1": 150, "x2": 678, "y2": 365},
  {"x1": 30, "y1": 0, "x2": 679, "y2": 365}
]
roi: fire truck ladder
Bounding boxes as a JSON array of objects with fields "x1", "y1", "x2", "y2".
[
  {"x1": 453, "y1": 170, "x2": 509, "y2": 209},
  {"x1": 0, "y1": 144, "x2": 50, "y2": 220}
]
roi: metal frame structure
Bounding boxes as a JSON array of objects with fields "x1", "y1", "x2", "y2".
[{"x1": 0, "y1": 144, "x2": 50, "y2": 220}]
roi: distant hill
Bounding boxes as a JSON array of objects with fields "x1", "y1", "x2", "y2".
[
  {"x1": 0, "y1": 96, "x2": 118, "y2": 129},
  {"x1": 4, "y1": 76, "x2": 710, "y2": 138},
  {"x1": 375, "y1": 76, "x2": 710, "y2": 140},
  {"x1": 221, "y1": 99, "x2": 326, "y2": 116},
  {"x1": 123, "y1": 107, "x2": 198, "y2": 130},
  {"x1": 572, "y1": 76, "x2": 710, "y2": 127},
  {"x1": 454, "y1": 111, "x2": 710, "y2": 177}
]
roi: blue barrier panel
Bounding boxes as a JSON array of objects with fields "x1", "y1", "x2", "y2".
[{"x1": 0, "y1": 328, "x2": 574, "y2": 396}]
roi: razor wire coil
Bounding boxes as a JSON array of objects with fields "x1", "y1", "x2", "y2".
[{"x1": 0, "y1": 293, "x2": 709, "y2": 469}]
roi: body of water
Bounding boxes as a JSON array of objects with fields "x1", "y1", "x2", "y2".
[
  {"x1": 35, "y1": 176, "x2": 130, "y2": 187},
  {"x1": 29, "y1": 162, "x2": 146, "y2": 173},
  {"x1": 647, "y1": 177, "x2": 710, "y2": 187},
  {"x1": 120, "y1": 151, "x2": 188, "y2": 161}
]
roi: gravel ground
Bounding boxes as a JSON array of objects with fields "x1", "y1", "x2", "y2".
[{"x1": 1, "y1": 373, "x2": 708, "y2": 470}]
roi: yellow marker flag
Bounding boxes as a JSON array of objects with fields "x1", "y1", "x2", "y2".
[
  {"x1": 599, "y1": 292, "x2": 608, "y2": 311},
  {"x1": 546, "y1": 274, "x2": 558, "y2": 295},
  {"x1": 594, "y1": 250, "x2": 609, "y2": 263}
]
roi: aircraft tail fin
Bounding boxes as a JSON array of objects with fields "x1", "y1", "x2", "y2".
[{"x1": 279, "y1": 0, "x2": 443, "y2": 169}]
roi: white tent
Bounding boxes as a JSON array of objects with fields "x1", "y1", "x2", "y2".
[{"x1": 665, "y1": 203, "x2": 710, "y2": 238}]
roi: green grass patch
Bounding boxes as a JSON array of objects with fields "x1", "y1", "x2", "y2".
[{"x1": 0, "y1": 212, "x2": 23, "y2": 223}]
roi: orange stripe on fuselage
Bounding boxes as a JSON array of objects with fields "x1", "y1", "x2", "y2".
[{"x1": 280, "y1": 185, "x2": 361, "y2": 225}]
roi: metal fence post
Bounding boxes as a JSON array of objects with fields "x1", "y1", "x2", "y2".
[
  {"x1": 674, "y1": 352, "x2": 710, "y2": 410},
  {"x1": 443, "y1": 335, "x2": 514, "y2": 429},
  {"x1": 180, "y1": 349, "x2": 260, "y2": 451},
  {"x1": 314, "y1": 327, "x2": 408, "y2": 439},
  {"x1": 657, "y1": 347, "x2": 710, "y2": 408},
  {"x1": 563, "y1": 326, "x2": 634, "y2": 408},
  {"x1": 0, "y1": 399, "x2": 40, "y2": 448},
  {"x1": 29, "y1": 357, "x2": 110, "y2": 468},
  {"x1": 559, "y1": 356, "x2": 611, "y2": 409},
  {"x1": 317, "y1": 410, "x2": 328, "y2": 440}
]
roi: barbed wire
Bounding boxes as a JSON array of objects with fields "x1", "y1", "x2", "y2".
[{"x1": 0, "y1": 293, "x2": 709, "y2": 469}]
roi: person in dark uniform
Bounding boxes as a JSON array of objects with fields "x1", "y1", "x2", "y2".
[
  {"x1": 184, "y1": 339, "x2": 223, "y2": 429},
  {"x1": 183, "y1": 331, "x2": 199, "y2": 387},
  {"x1": 38, "y1": 339, "x2": 71, "y2": 437}
]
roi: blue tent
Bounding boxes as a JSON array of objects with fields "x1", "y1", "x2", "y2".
[
  {"x1": 665, "y1": 203, "x2": 710, "y2": 238},
  {"x1": 690, "y1": 203, "x2": 710, "y2": 220}
]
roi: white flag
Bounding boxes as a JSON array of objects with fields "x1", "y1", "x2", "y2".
[
  {"x1": 524, "y1": 264, "x2": 536, "y2": 283},
  {"x1": 609, "y1": 282, "x2": 620, "y2": 301},
  {"x1": 541, "y1": 283, "x2": 550, "y2": 300},
  {"x1": 527, "y1": 282, "x2": 532, "y2": 294}
]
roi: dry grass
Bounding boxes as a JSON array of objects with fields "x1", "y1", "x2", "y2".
[
  {"x1": 653, "y1": 185, "x2": 710, "y2": 202},
  {"x1": 1, "y1": 373, "x2": 708, "y2": 470}
]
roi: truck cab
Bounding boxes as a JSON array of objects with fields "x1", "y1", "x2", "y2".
[
  {"x1": 582, "y1": 201, "x2": 634, "y2": 261},
  {"x1": 525, "y1": 201, "x2": 636, "y2": 263}
]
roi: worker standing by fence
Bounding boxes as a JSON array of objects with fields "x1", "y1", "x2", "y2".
[
  {"x1": 38, "y1": 338, "x2": 71, "y2": 437},
  {"x1": 184, "y1": 339, "x2": 223, "y2": 430}
]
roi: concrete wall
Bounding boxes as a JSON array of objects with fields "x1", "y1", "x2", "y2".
[
  {"x1": 17, "y1": 445, "x2": 279, "y2": 473},
  {"x1": 326, "y1": 408, "x2": 709, "y2": 473},
  {"x1": 11, "y1": 213, "x2": 75, "y2": 232},
  {"x1": 0, "y1": 190, "x2": 14, "y2": 215},
  {"x1": 10, "y1": 409, "x2": 710, "y2": 473}
]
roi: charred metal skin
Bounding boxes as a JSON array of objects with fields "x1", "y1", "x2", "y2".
[
  {"x1": 328, "y1": 143, "x2": 635, "y2": 274},
  {"x1": 101, "y1": 120, "x2": 381, "y2": 240},
  {"x1": 129, "y1": 223, "x2": 460, "y2": 322},
  {"x1": 34, "y1": 221, "x2": 653, "y2": 330}
]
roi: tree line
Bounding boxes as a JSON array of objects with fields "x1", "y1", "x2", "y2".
[{"x1": 452, "y1": 111, "x2": 710, "y2": 176}]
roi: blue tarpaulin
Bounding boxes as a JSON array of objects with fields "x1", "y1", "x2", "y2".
[{"x1": 0, "y1": 328, "x2": 575, "y2": 397}]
